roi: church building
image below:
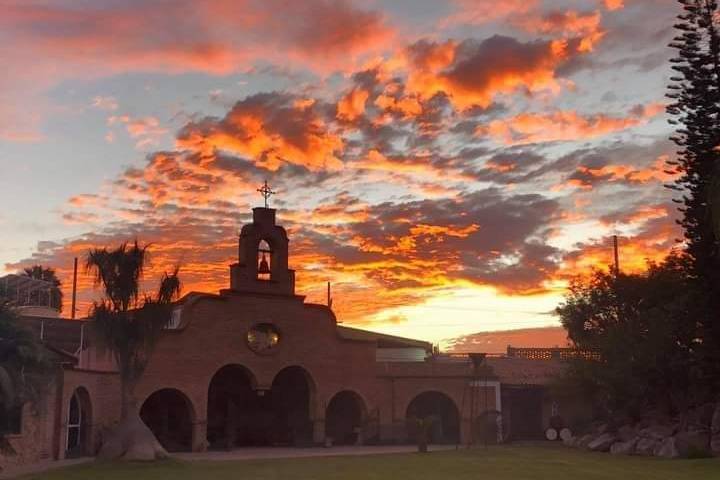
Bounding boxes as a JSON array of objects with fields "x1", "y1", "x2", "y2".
[{"x1": 1, "y1": 199, "x2": 583, "y2": 470}]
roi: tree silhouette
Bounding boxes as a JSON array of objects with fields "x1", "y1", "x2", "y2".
[
  {"x1": 0, "y1": 300, "x2": 52, "y2": 440},
  {"x1": 86, "y1": 241, "x2": 181, "y2": 460},
  {"x1": 558, "y1": 255, "x2": 701, "y2": 418},
  {"x1": 667, "y1": 0, "x2": 720, "y2": 390}
]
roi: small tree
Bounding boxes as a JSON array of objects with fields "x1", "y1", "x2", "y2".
[
  {"x1": 0, "y1": 301, "x2": 52, "y2": 446},
  {"x1": 410, "y1": 416, "x2": 432, "y2": 453},
  {"x1": 86, "y1": 241, "x2": 181, "y2": 460}
]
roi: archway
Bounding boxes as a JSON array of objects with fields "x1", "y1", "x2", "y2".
[
  {"x1": 139, "y1": 388, "x2": 194, "y2": 452},
  {"x1": 207, "y1": 364, "x2": 258, "y2": 449},
  {"x1": 66, "y1": 387, "x2": 92, "y2": 457},
  {"x1": 269, "y1": 366, "x2": 315, "y2": 446},
  {"x1": 325, "y1": 391, "x2": 366, "y2": 445},
  {"x1": 206, "y1": 365, "x2": 315, "y2": 448},
  {"x1": 406, "y1": 391, "x2": 460, "y2": 444}
]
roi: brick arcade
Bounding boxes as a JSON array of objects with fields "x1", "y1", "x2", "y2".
[{"x1": 2, "y1": 204, "x2": 584, "y2": 468}]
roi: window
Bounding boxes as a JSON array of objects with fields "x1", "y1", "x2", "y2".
[
  {"x1": 165, "y1": 307, "x2": 182, "y2": 330},
  {"x1": 257, "y1": 240, "x2": 272, "y2": 281},
  {"x1": 67, "y1": 394, "x2": 81, "y2": 450}
]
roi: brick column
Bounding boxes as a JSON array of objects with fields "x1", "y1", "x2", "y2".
[
  {"x1": 460, "y1": 416, "x2": 473, "y2": 446},
  {"x1": 192, "y1": 420, "x2": 208, "y2": 452},
  {"x1": 313, "y1": 417, "x2": 325, "y2": 445}
]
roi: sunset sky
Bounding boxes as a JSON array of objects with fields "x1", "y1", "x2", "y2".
[{"x1": 0, "y1": 0, "x2": 680, "y2": 347}]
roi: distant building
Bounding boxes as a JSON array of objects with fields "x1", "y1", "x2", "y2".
[
  {"x1": 1, "y1": 204, "x2": 589, "y2": 470},
  {"x1": 0, "y1": 273, "x2": 62, "y2": 318}
]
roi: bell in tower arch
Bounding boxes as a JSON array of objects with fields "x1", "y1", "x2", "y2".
[
  {"x1": 257, "y1": 239, "x2": 272, "y2": 280},
  {"x1": 258, "y1": 253, "x2": 271, "y2": 275}
]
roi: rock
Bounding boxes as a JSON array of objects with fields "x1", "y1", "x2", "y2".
[
  {"x1": 639, "y1": 424, "x2": 676, "y2": 440},
  {"x1": 587, "y1": 433, "x2": 616, "y2": 452},
  {"x1": 617, "y1": 425, "x2": 637, "y2": 442},
  {"x1": 654, "y1": 437, "x2": 681, "y2": 459},
  {"x1": 710, "y1": 435, "x2": 720, "y2": 457},
  {"x1": 610, "y1": 437, "x2": 638, "y2": 455},
  {"x1": 562, "y1": 435, "x2": 575, "y2": 447},
  {"x1": 577, "y1": 434, "x2": 595, "y2": 449},
  {"x1": 691, "y1": 404, "x2": 716, "y2": 430},
  {"x1": 635, "y1": 437, "x2": 659, "y2": 456},
  {"x1": 712, "y1": 403, "x2": 720, "y2": 435},
  {"x1": 594, "y1": 423, "x2": 609, "y2": 435}
]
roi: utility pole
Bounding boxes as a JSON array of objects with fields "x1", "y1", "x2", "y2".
[
  {"x1": 612, "y1": 235, "x2": 620, "y2": 276},
  {"x1": 71, "y1": 257, "x2": 78, "y2": 319}
]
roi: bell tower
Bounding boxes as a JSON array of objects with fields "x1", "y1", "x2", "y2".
[{"x1": 229, "y1": 183, "x2": 295, "y2": 296}]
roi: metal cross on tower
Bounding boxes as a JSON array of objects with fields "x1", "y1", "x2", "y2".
[{"x1": 257, "y1": 180, "x2": 276, "y2": 208}]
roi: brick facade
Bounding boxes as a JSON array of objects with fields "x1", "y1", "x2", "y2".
[{"x1": 6, "y1": 206, "x2": 567, "y2": 471}]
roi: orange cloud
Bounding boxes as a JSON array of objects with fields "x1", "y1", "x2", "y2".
[
  {"x1": 2, "y1": 1, "x2": 394, "y2": 76},
  {"x1": 405, "y1": 36, "x2": 571, "y2": 110},
  {"x1": 0, "y1": 0, "x2": 396, "y2": 139},
  {"x1": 447, "y1": 326, "x2": 569, "y2": 354},
  {"x1": 603, "y1": 0, "x2": 625, "y2": 11},
  {"x1": 514, "y1": 10, "x2": 606, "y2": 52},
  {"x1": 482, "y1": 105, "x2": 662, "y2": 145},
  {"x1": 177, "y1": 93, "x2": 344, "y2": 172},
  {"x1": 560, "y1": 234, "x2": 674, "y2": 278},
  {"x1": 441, "y1": 0, "x2": 540, "y2": 27},
  {"x1": 374, "y1": 93, "x2": 423, "y2": 119},
  {"x1": 337, "y1": 88, "x2": 369, "y2": 121},
  {"x1": 560, "y1": 155, "x2": 678, "y2": 190},
  {"x1": 108, "y1": 115, "x2": 168, "y2": 149}
]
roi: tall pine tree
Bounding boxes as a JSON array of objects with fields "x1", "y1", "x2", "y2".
[{"x1": 667, "y1": 0, "x2": 720, "y2": 393}]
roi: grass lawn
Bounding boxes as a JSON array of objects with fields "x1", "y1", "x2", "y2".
[{"x1": 21, "y1": 445, "x2": 720, "y2": 480}]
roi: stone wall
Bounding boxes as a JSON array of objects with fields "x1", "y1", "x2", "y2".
[{"x1": 0, "y1": 382, "x2": 56, "y2": 471}]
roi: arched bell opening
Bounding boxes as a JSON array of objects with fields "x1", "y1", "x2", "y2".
[
  {"x1": 139, "y1": 388, "x2": 195, "y2": 452},
  {"x1": 405, "y1": 391, "x2": 460, "y2": 445},
  {"x1": 66, "y1": 387, "x2": 93, "y2": 458},
  {"x1": 257, "y1": 239, "x2": 272, "y2": 281},
  {"x1": 325, "y1": 391, "x2": 366, "y2": 446}
]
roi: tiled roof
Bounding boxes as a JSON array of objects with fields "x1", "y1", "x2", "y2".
[{"x1": 485, "y1": 356, "x2": 565, "y2": 385}]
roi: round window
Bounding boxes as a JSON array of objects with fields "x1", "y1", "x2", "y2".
[{"x1": 247, "y1": 323, "x2": 281, "y2": 354}]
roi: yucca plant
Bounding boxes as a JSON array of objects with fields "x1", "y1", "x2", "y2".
[{"x1": 86, "y1": 241, "x2": 181, "y2": 460}]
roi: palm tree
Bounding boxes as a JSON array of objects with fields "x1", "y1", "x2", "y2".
[
  {"x1": 86, "y1": 241, "x2": 181, "y2": 460},
  {"x1": 21, "y1": 265, "x2": 63, "y2": 311}
]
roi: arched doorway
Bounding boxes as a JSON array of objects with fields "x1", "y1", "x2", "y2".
[
  {"x1": 206, "y1": 364, "x2": 315, "y2": 448},
  {"x1": 270, "y1": 366, "x2": 314, "y2": 446},
  {"x1": 139, "y1": 388, "x2": 194, "y2": 452},
  {"x1": 325, "y1": 391, "x2": 365, "y2": 445},
  {"x1": 66, "y1": 387, "x2": 92, "y2": 457},
  {"x1": 406, "y1": 391, "x2": 460, "y2": 444},
  {"x1": 207, "y1": 364, "x2": 258, "y2": 449}
]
